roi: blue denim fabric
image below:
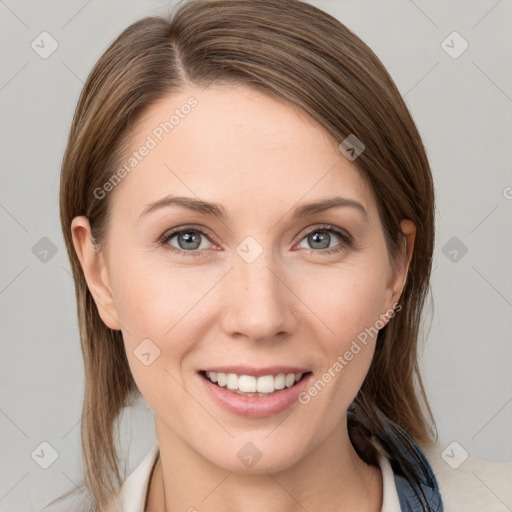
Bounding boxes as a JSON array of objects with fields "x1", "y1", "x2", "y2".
[{"x1": 378, "y1": 419, "x2": 444, "y2": 512}]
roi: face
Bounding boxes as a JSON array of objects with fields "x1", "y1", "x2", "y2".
[{"x1": 72, "y1": 84, "x2": 414, "y2": 474}]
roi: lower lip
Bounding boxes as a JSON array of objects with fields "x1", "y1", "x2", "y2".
[{"x1": 198, "y1": 372, "x2": 313, "y2": 418}]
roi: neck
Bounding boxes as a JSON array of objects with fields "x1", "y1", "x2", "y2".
[{"x1": 146, "y1": 416, "x2": 382, "y2": 512}]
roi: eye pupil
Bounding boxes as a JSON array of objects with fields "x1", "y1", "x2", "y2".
[{"x1": 309, "y1": 231, "x2": 330, "y2": 249}]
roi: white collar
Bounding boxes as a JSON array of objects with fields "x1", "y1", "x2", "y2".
[{"x1": 114, "y1": 442, "x2": 159, "y2": 512}]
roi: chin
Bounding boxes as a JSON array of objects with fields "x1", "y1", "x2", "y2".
[{"x1": 199, "y1": 437, "x2": 306, "y2": 475}]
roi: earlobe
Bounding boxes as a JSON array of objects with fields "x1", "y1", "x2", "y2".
[{"x1": 70, "y1": 216, "x2": 121, "y2": 330}]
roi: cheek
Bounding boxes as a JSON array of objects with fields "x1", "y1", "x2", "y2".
[
  {"x1": 294, "y1": 264, "x2": 388, "y2": 426},
  {"x1": 109, "y1": 253, "x2": 227, "y2": 396},
  {"x1": 110, "y1": 248, "x2": 218, "y2": 338},
  {"x1": 112, "y1": 260, "x2": 204, "y2": 411},
  {"x1": 297, "y1": 259, "x2": 388, "y2": 343}
]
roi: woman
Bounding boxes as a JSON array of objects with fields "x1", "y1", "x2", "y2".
[{"x1": 48, "y1": 0, "x2": 511, "y2": 510}]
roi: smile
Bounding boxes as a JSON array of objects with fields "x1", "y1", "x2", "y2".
[
  {"x1": 198, "y1": 369, "x2": 314, "y2": 417},
  {"x1": 203, "y1": 371, "x2": 310, "y2": 396}
]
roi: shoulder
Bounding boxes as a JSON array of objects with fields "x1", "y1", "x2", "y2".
[{"x1": 421, "y1": 441, "x2": 512, "y2": 512}]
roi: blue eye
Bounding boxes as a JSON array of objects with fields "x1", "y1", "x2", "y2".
[
  {"x1": 159, "y1": 227, "x2": 212, "y2": 257},
  {"x1": 296, "y1": 225, "x2": 353, "y2": 255}
]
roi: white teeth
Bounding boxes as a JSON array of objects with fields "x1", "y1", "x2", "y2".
[
  {"x1": 226, "y1": 373, "x2": 238, "y2": 390},
  {"x1": 274, "y1": 373, "x2": 286, "y2": 390},
  {"x1": 204, "y1": 371, "x2": 304, "y2": 394},
  {"x1": 239, "y1": 375, "x2": 257, "y2": 393},
  {"x1": 256, "y1": 375, "x2": 274, "y2": 393},
  {"x1": 285, "y1": 373, "x2": 296, "y2": 387},
  {"x1": 216, "y1": 372, "x2": 227, "y2": 387}
]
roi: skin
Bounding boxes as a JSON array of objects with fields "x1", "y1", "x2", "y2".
[{"x1": 71, "y1": 84, "x2": 415, "y2": 512}]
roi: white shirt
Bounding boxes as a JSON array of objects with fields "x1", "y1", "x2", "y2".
[{"x1": 115, "y1": 441, "x2": 402, "y2": 512}]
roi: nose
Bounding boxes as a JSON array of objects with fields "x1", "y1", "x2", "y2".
[{"x1": 219, "y1": 253, "x2": 297, "y2": 343}]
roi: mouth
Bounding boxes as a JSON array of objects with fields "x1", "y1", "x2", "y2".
[{"x1": 199, "y1": 370, "x2": 313, "y2": 397}]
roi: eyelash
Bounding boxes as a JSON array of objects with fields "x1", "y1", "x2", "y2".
[{"x1": 157, "y1": 224, "x2": 354, "y2": 258}]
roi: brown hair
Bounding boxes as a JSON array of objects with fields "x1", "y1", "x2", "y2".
[{"x1": 55, "y1": 0, "x2": 437, "y2": 509}]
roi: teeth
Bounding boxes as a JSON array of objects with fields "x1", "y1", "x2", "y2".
[
  {"x1": 204, "y1": 371, "x2": 304, "y2": 394},
  {"x1": 226, "y1": 373, "x2": 238, "y2": 390},
  {"x1": 285, "y1": 373, "x2": 295, "y2": 387},
  {"x1": 239, "y1": 374, "x2": 257, "y2": 392}
]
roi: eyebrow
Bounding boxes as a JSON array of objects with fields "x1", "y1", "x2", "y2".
[{"x1": 139, "y1": 195, "x2": 369, "y2": 222}]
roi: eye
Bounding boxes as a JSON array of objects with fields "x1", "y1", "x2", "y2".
[
  {"x1": 158, "y1": 224, "x2": 354, "y2": 257},
  {"x1": 158, "y1": 226, "x2": 214, "y2": 256},
  {"x1": 295, "y1": 225, "x2": 353, "y2": 255}
]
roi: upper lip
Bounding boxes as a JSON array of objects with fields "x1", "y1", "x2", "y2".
[{"x1": 200, "y1": 366, "x2": 311, "y2": 377}]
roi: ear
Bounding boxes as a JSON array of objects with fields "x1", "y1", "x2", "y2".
[
  {"x1": 70, "y1": 216, "x2": 121, "y2": 330},
  {"x1": 381, "y1": 219, "x2": 416, "y2": 316}
]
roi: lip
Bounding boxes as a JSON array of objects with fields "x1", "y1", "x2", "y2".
[
  {"x1": 198, "y1": 370, "x2": 313, "y2": 418},
  {"x1": 200, "y1": 366, "x2": 311, "y2": 377}
]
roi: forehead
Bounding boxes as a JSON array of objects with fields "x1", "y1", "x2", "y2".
[{"x1": 109, "y1": 84, "x2": 376, "y2": 223}]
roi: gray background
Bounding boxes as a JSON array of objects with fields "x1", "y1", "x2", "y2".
[{"x1": 1, "y1": 0, "x2": 511, "y2": 510}]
